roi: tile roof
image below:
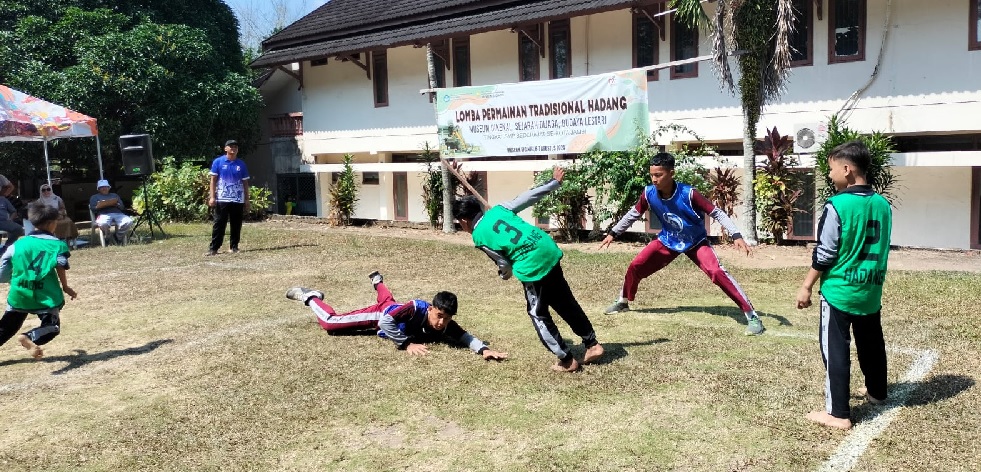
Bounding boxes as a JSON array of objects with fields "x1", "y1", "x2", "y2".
[{"x1": 253, "y1": 0, "x2": 639, "y2": 68}]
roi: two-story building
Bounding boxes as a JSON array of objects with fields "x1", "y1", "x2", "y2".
[{"x1": 252, "y1": 0, "x2": 981, "y2": 250}]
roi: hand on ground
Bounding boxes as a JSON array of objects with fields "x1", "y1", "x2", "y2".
[
  {"x1": 598, "y1": 234, "x2": 614, "y2": 249},
  {"x1": 482, "y1": 349, "x2": 508, "y2": 361},
  {"x1": 406, "y1": 343, "x2": 429, "y2": 356}
]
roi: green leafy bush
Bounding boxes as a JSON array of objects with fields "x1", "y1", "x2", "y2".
[
  {"x1": 814, "y1": 115, "x2": 898, "y2": 204},
  {"x1": 753, "y1": 127, "x2": 801, "y2": 244},
  {"x1": 132, "y1": 157, "x2": 210, "y2": 222},
  {"x1": 247, "y1": 185, "x2": 273, "y2": 221},
  {"x1": 328, "y1": 154, "x2": 359, "y2": 226},
  {"x1": 531, "y1": 166, "x2": 592, "y2": 242}
]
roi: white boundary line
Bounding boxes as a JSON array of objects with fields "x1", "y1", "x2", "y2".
[{"x1": 819, "y1": 348, "x2": 938, "y2": 472}]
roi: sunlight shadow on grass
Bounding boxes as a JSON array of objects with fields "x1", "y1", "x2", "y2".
[
  {"x1": 0, "y1": 339, "x2": 174, "y2": 374},
  {"x1": 236, "y1": 244, "x2": 320, "y2": 253},
  {"x1": 629, "y1": 305, "x2": 793, "y2": 327},
  {"x1": 851, "y1": 374, "x2": 975, "y2": 423},
  {"x1": 572, "y1": 338, "x2": 670, "y2": 364}
]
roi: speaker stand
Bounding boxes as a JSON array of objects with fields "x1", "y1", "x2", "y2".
[{"x1": 129, "y1": 175, "x2": 167, "y2": 241}]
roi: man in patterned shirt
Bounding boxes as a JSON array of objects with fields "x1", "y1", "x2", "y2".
[{"x1": 206, "y1": 139, "x2": 250, "y2": 256}]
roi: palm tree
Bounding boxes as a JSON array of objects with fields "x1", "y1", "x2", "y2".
[{"x1": 671, "y1": 0, "x2": 796, "y2": 244}]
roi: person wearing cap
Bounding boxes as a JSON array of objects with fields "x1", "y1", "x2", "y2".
[
  {"x1": 89, "y1": 180, "x2": 134, "y2": 244},
  {"x1": 206, "y1": 139, "x2": 250, "y2": 256}
]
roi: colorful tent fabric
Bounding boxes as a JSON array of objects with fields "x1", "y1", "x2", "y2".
[{"x1": 0, "y1": 84, "x2": 98, "y2": 142}]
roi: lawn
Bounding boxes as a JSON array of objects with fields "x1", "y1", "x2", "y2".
[{"x1": 0, "y1": 221, "x2": 978, "y2": 471}]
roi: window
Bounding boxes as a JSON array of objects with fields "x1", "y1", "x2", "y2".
[
  {"x1": 518, "y1": 24, "x2": 541, "y2": 81},
  {"x1": 432, "y1": 41, "x2": 448, "y2": 89},
  {"x1": 372, "y1": 50, "x2": 388, "y2": 107},
  {"x1": 310, "y1": 57, "x2": 328, "y2": 67},
  {"x1": 633, "y1": 9, "x2": 661, "y2": 80},
  {"x1": 670, "y1": 16, "x2": 698, "y2": 79},
  {"x1": 393, "y1": 172, "x2": 408, "y2": 220},
  {"x1": 788, "y1": 170, "x2": 816, "y2": 240},
  {"x1": 971, "y1": 0, "x2": 981, "y2": 51},
  {"x1": 789, "y1": 0, "x2": 813, "y2": 66},
  {"x1": 972, "y1": 167, "x2": 981, "y2": 249},
  {"x1": 362, "y1": 172, "x2": 379, "y2": 185},
  {"x1": 453, "y1": 37, "x2": 471, "y2": 86},
  {"x1": 828, "y1": 0, "x2": 866, "y2": 63},
  {"x1": 549, "y1": 19, "x2": 572, "y2": 79}
]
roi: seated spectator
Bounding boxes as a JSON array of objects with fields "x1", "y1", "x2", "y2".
[
  {"x1": 89, "y1": 180, "x2": 134, "y2": 243},
  {"x1": 0, "y1": 192, "x2": 24, "y2": 253},
  {"x1": 0, "y1": 175, "x2": 26, "y2": 227},
  {"x1": 37, "y1": 184, "x2": 79, "y2": 242}
]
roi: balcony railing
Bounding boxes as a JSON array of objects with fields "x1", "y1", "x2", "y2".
[{"x1": 269, "y1": 112, "x2": 303, "y2": 137}]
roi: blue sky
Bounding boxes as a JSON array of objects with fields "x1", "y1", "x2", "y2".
[{"x1": 225, "y1": 0, "x2": 328, "y2": 49}]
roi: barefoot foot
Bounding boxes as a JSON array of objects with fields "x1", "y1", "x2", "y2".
[
  {"x1": 805, "y1": 410, "x2": 852, "y2": 430},
  {"x1": 18, "y1": 334, "x2": 43, "y2": 360},
  {"x1": 551, "y1": 357, "x2": 580, "y2": 373},
  {"x1": 583, "y1": 343, "x2": 604, "y2": 364}
]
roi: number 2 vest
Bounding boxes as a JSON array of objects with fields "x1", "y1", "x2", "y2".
[
  {"x1": 820, "y1": 191, "x2": 892, "y2": 315},
  {"x1": 9, "y1": 236, "x2": 68, "y2": 311},
  {"x1": 471, "y1": 206, "x2": 562, "y2": 282}
]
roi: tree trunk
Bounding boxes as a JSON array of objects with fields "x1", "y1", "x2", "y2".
[
  {"x1": 424, "y1": 44, "x2": 455, "y2": 234},
  {"x1": 741, "y1": 109, "x2": 758, "y2": 244}
]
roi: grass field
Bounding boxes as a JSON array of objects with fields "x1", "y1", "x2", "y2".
[{"x1": 0, "y1": 221, "x2": 978, "y2": 471}]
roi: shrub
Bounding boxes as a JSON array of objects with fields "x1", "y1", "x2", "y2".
[
  {"x1": 132, "y1": 157, "x2": 210, "y2": 222},
  {"x1": 814, "y1": 115, "x2": 898, "y2": 204},
  {"x1": 247, "y1": 185, "x2": 273, "y2": 221},
  {"x1": 531, "y1": 165, "x2": 592, "y2": 242},
  {"x1": 328, "y1": 154, "x2": 359, "y2": 226},
  {"x1": 708, "y1": 165, "x2": 741, "y2": 242},
  {"x1": 754, "y1": 127, "x2": 802, "y2": 244}
]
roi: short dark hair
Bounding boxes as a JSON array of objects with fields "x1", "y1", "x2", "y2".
[
  {"x1": 650, "y1": 152, "x2": 675, "y2": 169},
  {"x1": 828, "y1": 140, "x2": 871, "y2": 176},
  {"x1": 28, "y1": 200, "x2": 59, "y2": 227},
  {"x1": 451, "y1": 196, "x2": 483, "y2": 221},
  {"x1": 432, "y1": 291, "x2": 458, "y2": 317}
]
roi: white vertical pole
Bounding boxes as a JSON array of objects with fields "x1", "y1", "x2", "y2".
[
  {"x1": 95, "y1": 135, "x2": 105, "y2": 179},
  {"x1": 43, "y1": 137, "x2": 52, "y2": 186}
]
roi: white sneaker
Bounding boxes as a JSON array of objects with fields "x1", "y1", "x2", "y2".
[{"x1": 285, "y1": 287, "x2": 324, "y2": 305}]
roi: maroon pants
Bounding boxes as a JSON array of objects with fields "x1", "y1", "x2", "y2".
[
  {"x1": 309, "y1": 283, "x2": 399, "y2": 333},
  {"x1": 621, "y1": 240, "x2": 754, "y2": 312}
]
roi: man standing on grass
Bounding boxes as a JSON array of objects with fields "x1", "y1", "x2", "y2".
[
  {"x1": 206, "y1": 139, "x2": 250, "y2": 256},
  {"x1": 796, "y1": 140, "x2": 891, "y2": 430}
]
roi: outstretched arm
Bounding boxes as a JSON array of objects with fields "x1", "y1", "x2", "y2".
[
  {"x1": 445, "y1": 321, "x2": 508, "y2": 361},
  {"x1": 690, "y1": 190, "x2": 750, "y2": 255},
  {"x1": 478, "y1": 247, "x2": 513, "y2": 280},
  {"x1": 500, "y1": 167, "x2": 564, "y2": 213},
  {"x1": 599, "y1": 192, "x2": 650, "y2": 249}
]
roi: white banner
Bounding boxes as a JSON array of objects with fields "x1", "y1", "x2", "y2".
[{"x1": 435, "y1": 69, "x2": 650, "y2": 158}]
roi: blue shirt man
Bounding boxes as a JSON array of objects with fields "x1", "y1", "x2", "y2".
[{"x1": 206, "y1": 140, "x2": 250, "y2": 256}]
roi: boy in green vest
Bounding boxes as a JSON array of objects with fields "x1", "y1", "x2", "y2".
[
  {"x1": 452, "y1": 166, "x2": 603, "y2": 373},
  {"x1": 0, "y1": 200, "x2": 77, "y2": 359},
  {"x1": 795, "y1": 140, "x2": 891, "y2": 430}
]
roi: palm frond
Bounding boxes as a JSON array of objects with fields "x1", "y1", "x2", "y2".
[
  {"x1": 669, "y1": 0, "x2": 710, "y2": 28},
  {"x1": 767, "y1": 0, "x2": 796, "y2": 101},
  {"x1": 712, "y1": 0, "x2": 735, "y2": 93}
]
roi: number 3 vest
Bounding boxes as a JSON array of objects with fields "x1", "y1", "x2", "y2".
[{"x1": 471, "y1": 206, "x2": 562, "y2": 282}]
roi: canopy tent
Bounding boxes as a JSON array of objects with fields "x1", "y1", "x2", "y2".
[{"x1": 0, "y1": 84, "x2": 104, "y2": 185}]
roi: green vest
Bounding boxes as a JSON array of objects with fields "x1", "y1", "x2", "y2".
[
  {"x1": 820, "y1": 191, "x2": 891, "y2": 315},
  {"x1": 9, "y1": 236, "x2": 68, "y2": 311},
  {"x1": 471, "y1": 206, "x2": 562, "y2": 282}
]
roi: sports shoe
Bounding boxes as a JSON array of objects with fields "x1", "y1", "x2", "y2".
[
  {"x1": 583, "y1": 343, "x2": 604, "y2": 364},
  {"x1": 604, "y1": 301, "x2": 629, "y2": 315},
  {"x1": 745, "y1": 317, "x2": 765, "y2": 336},
  {"x1": 368, "y1": 271, "x2": 383, "y2": 285},
  {"x1": 286, "y1": 286, "x2": 324, "y2": 305}
]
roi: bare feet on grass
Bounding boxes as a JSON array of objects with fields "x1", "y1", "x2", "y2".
[
  {"x1": 806, "y1": 410, "x2": 852, "y2": 430},
  {"x1": 552, "y1": 357, "x2": 580, "y2": 373},
  {"x1": 857, "y1": 386, "x2": 885, "y2": 405},
  {"x1": 18, "y1": 335, "x2": 43, "y2": 360},
  {"x1": 583, "y1": 343, "x2": 604, "y2": 364}
]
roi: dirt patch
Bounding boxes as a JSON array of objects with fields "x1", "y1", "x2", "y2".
[{"x1": 264, "y1": 217, "x2": 981, "y2": 273}]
